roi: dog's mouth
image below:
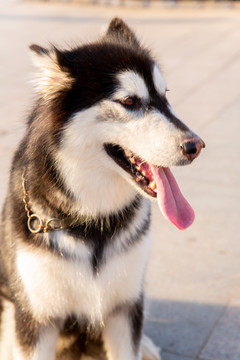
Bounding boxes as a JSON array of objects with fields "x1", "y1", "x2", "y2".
[
  {"x1": 104, "y1": 144, "x2": 158, "y2": 197},
  {"x1": 104, "y1": 143, "x2": 195, "y2": 230}
]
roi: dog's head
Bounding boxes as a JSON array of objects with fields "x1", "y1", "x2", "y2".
[{"x1": 30, "y1": 18, "x2": 204, "y2": 229}]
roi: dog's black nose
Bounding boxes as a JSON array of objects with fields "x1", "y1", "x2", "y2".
[
  {"x1": 180, "y1": 138, "x2": 205, "y2": 161},
  {"x1": 182, "y1": 141, "x2": 197, "y2": 155}
]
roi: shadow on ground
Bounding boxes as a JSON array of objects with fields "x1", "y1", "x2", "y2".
[{"x1": 144, "y1": 297, "x2": 225, "y2": 359}]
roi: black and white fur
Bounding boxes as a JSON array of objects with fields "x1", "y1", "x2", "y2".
[{"x1": 0, "y1": 18, "x2": 202, "y2": 360}]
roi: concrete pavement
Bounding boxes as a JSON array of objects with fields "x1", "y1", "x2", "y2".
[{"x1": 0, "y1": 1, "x2": 240, "y2": 359}]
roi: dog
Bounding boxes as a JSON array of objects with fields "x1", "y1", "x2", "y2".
[{"x1": 0, "y1": 18, "x2": 204, "y2": 360}]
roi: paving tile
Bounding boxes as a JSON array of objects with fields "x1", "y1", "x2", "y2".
[
  {"x1": 161, "y1": 352, "x2": 194, "y2": 360},
  {"x1": 0, "y1": 129, "x2": 24, "y2": 206},
  {"x1": 200, "y1": 290, "x2": 240, "y2": 360},
  {"x1": 144, "y1": 298, "x2": 224, "y2": 357},
  {"x1": 1, "y1": 3, "x2": 240, "y2": 360},
  {"x1": 0, "y1": 145, "x2": 12, "y2": 208}
]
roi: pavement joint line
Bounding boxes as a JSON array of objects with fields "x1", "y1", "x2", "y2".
[
  {"x1": 226, "y1": 282, "x2": 240, "y2": 307},
  {"x1": 195, "y1": 306, "x2": 228, "y2": 359},
  {"x1": 195, "y1": 286, "x2": 240, "y2": 360}
]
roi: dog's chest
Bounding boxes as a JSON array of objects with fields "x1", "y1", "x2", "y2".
[{"x1": 16, "y1": 230, "x2": 150, "y2": 325}]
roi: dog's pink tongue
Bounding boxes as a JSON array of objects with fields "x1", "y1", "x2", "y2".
[{"x1": 150, "y1": 165, "x2": 195, "y2": 230}]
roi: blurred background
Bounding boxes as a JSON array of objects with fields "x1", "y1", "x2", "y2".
[{"x1": 0, "y1": 1, "x2": 240, "y2": 359}]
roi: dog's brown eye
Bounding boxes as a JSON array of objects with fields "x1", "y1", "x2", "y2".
[{"x1": 120, "y1": 97, "x2": 135, "y2": 107}]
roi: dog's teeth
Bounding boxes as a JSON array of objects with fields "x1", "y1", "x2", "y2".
[
  {"x1": 125, "y1": 150, "x2": 132, "y2": 157},
  {"x1": 129, "y1": 157, "x2": 135, "y2": 164},
  {"x1": 149, "y1": 180, "x2": 156, "y2": 190},
  {"x1": 142, "y1": 171, "x2": 146, "y2": 177},
  {"x1": 136, "y1": 165, "x2": 141, "y2": 172}
]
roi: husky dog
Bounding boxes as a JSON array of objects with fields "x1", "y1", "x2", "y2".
[{"x1": 0, "y1": 18, "x2": 204, "y2": 360}]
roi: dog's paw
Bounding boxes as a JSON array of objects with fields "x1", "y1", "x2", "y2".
[{"x1": 141, "y1": 334, "x2": 162, "y2": 360}]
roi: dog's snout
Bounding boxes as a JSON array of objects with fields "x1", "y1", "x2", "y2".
[{"x1": 180, "y1": 138, "x2": 205, "y2": 161}]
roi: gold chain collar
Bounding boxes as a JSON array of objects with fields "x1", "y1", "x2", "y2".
[{"x1": 22, "y1": 170, "x2": 64, "y2": 234}]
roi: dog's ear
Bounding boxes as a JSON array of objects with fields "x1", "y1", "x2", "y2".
[
  {"x1": 30, "y1": 44, "x2": 73, "y2": 100},
  {"x1": 104, "y1": 18, "x2": 140, "y2": 48}
]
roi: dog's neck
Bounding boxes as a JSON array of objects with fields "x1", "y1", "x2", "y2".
[
  {"x1": 22, "y1": 163, "x2": 142, "y2": 234},
  {"x1": 22, "y1": 169, "x2": 144, "y2": 237}
]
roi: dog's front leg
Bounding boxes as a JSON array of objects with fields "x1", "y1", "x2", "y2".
[
  {"x1": 13, "y1": 309, "x2": 59, "y2": 360},
  {"x1": 103, "y1": 298, "x2": 143, "y2": 360}
]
